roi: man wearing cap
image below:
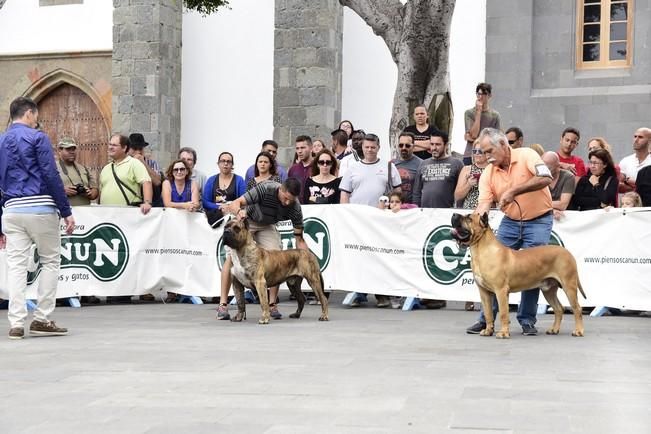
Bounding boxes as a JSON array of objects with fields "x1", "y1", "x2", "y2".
[
  {"x1": 128, "y1": 133, "x2": 162, "y2": 195},
  {"x1": 55, "y1": 138, "x2": 98, "y2": 206}
]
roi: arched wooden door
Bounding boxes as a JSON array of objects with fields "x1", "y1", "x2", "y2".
[{"x1": 37, "y1": 83, "x2": 110, "y2": 175}]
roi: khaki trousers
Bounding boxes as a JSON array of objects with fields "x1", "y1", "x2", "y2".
[{"x1": 2, "y1": 212, "x2": 61, "y2": 328}]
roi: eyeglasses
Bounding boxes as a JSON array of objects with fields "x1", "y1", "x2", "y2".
[
  {"x1": 398, "y1": 143, "x2": 412, "y2": 148},
  {"x1": 318, "y1": 160, "x2": 333, "y2": 166},
  {"x1": 219, "y1": 160, "x2": 233, "y2": 164},
  {"x1": 507, "y1": 140, "x2": 516, "y2": 145},
  {"x1": 472, "y1": 149, "x2": 484, "y2": 155},
  {"x1": 173, "y1": 167, "x2": 186, "y2": 173}
]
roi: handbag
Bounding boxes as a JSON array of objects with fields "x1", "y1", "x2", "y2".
[{"x1": 111, "y1": 163, "x2": 143, "y2": 206}]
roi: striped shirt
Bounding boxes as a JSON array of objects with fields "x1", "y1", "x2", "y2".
[{"x1": 242, "y1": 181, "x2": 303, "y2": 229}]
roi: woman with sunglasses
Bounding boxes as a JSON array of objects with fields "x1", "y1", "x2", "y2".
[
  {"x1": 304, "y1": 149, "x2": 341, "y2": 204},
  {"x1": 162, "y1": 159, "x2": 200, "y2": 211},
  {"x1": 454, "y1": 139, "x2": 489, "y2": 210}
]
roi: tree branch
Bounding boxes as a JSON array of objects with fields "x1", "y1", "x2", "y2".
[{"x1": 339, "y1": 0, "x2": 404, "y2": 58}]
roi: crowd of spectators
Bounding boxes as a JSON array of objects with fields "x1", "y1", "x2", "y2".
[{"x1": 3, "y1": 86, "x2": 650, "y2": 318}]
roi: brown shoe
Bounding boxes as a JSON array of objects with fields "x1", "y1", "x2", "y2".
[
  {"x1": 139, "y1": 294, "x2": 155, "y2": 302},
  {"x1": 376, "y1": 295, "x2": 391, "y2": 308},
  {"x1": 29, "y1": 320, "x2": 68, "y2": 337},
  {"x1": 8, "y1": 327, "x2": 24, "y2": 340},
  {"x1": 165, "y1": 292, "x2": 178, "y2": 303}
]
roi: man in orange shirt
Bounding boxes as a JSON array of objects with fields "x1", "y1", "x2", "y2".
[{"x1": 466, "y1": 128, "x2": 553, "y2": 336}]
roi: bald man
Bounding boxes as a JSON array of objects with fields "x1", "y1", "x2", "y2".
[
  {"x1": 542, "y1": 151, "x2": 575, "y2": 220},
  {"x1": 620, "y1": 127, "x2": 651, "y2": 192}
]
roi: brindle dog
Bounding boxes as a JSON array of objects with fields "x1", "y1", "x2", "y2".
[
  {"x1": 450, "y1": 212, "x2": 586, "y2": 338},
  {"x1": 222, "y1": 218, "x2": 329, "y2": 324}
]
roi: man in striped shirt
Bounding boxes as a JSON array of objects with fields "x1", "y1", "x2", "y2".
[
  {"x1": 220, "y1": 178, "x2": 306, "y2": 320},
  {"x1": 0, "y1": 97, "x2": 75, "y2": 340}
]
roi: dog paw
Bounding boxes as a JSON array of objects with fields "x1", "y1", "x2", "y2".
[
  {"x1": 318, "y1": 316, "x2": 329, "y2": 321},
  {"x1": 479, "y1": 329, "x2": 493, "y2": 336},
  {"x1": 572, "y1": 329, "x2": 585, "y2": 337},
  {"x1": 231, "y1": 313, "x2": 246, "y2": 322},
  {"x1": 289, "y1": 312, "x2": 301, "y2": 319},
  {"x1": 496, "y1": 331, "x2": 510, "y2": 339},
  {"x1": 546, "y1": 328, "x2": 560, "y2": 335},
  {"x1": 258, "y1": 318, "x2": 270, "y2": 325}
]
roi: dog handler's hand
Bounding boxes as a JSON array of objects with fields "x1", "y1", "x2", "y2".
[
  {"x1": 295, "y1": 237, "x2": 308, "y2": 250},
  {"x1": 498, "y1": 189, "x2": 515, "y2": 210},
  {"x1": 64, "y1": 215, "x2": 75, "y2": 235}
]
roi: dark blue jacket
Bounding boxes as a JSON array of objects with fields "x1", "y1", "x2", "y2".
[{"x1": 0, "y1": 123, "x2": 72, "y2": 229}]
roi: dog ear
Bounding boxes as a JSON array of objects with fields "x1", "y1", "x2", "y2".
[{"x1": 481, "y1": 212, "x2": 489, "y2": 227}]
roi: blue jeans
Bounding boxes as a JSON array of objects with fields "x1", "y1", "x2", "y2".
[{"x1": 477, "y1": 212, "x2": 553, "y2": 327}]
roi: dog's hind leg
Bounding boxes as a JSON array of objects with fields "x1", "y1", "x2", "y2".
[
  {"x1": 541, "y1": 279, "x2": 563, "y2": 335},
  {"x1": 565, "y1": 278, "x2": 585, "y2": 337},
  {"x1": 230, "y1": 279, "x2": 247, "y2": 322},
  {"x1": 287, "y1": 276, "x2": 306, "y2": 319},
  {"x1": 307, "y1": 271, "x2": 328, "y2": 321}
]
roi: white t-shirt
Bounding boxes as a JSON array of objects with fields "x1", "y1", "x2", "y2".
[
  {"x1": 339, "y1": 159, "x2": 402, "y2": 206},
  {"x1": 619, "y1": 153, "x2": 651, "y2": 182},
  {"x1": 338, "y1": 152, "x2": 360, "y2": 179}
]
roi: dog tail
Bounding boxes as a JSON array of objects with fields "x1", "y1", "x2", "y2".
[{"x1": 577, "y1": 277, "x2": 587, "y2": 299}]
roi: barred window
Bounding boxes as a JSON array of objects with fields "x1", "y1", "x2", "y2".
[{"x1": 576, "y1": 0, "x2": 633, "y2": 69}]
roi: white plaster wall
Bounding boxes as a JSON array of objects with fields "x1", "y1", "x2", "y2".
[
  {"x1": 183, "y1": 0, "x2": 486, "y2": 175},
  {"x1": 181, "y1": 2, "x2": 275, "y2": 177},
  {"x1": 0, "y1": 0, "x2": 112, "y2": 54}
]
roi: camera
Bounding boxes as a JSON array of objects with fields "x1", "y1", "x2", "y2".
[
  {"x1": 378, "y1": 195, "x2": 389, "y2": 205},
  {"x1": 74, "y1": 184, "x2": 87, "y2": 195}
]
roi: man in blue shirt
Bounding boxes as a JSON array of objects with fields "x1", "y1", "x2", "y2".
[{"x1": 0, "y1": 97, "x2": 75, "y2": 340}]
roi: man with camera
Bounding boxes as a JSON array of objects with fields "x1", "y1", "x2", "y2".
[{"x1": 55, "y1": 138, "x2": 98, "y2": 206}]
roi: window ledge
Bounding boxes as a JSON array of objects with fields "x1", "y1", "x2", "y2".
[{"x1": 575, "y1": 68, "x2": 632, "y2": 79}]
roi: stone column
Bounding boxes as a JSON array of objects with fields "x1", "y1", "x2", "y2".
[
  {"x1": 274, "y1": 0, "x2": 343, "y2": 165},
  {"x1": 112, "y1": 0, "x2": 182, "y2": 167}
]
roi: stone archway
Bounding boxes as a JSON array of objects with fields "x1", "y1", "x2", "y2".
[{"x1": 23, "y1": 69, "x2": 111, "y2": 175}]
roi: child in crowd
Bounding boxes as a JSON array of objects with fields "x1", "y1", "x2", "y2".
[
  {"x1": 378, "y1": 192, "x2": 417, "y2": 212},
  {"x1": 377, "y1": 192, "x2": 415, "y2": 309},
  {"x1": 621, "y1": 191, "x2": 642, "y2": 208}
]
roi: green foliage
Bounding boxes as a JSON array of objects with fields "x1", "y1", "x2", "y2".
[{"x1": 183, "y1": 0, "x2": 230, "y2": 15}]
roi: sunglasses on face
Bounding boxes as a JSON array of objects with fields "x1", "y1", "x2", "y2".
[
  {"x1": 173, "y1": 167, "x2": 186, "y2": 173},
  {"x1": 472, "y1": 149, "x2": 484, "y2": 155},
  {"x1": 318, "y1": 160, "x2": 333, "y2": 166},
  {"x1": 398, "y1": 143, "x2": 412, "y2": 148}
]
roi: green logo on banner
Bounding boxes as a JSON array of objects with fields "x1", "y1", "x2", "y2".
[
  {"x1": 422, "y1": 226, "x2": 472, "y2": 285},
  {"x1": 216, "y1": 217, "x2": 331, "y2": 272},
  {"x1": 26, "y1": 223, "x2": 129, "y2": 283},
  {"x1": 422, "y1": 225, "x2": 565, "y2": 285}
]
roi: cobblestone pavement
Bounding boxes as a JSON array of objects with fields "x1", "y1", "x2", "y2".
[{"x1": 1, "y1": 296, "x2": 649, "y2": 434}]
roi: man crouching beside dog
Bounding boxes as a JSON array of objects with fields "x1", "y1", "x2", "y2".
[
  {"x1": 220, "y1": 178, "x2": 311, "y2": 322},
  {"x1": 465, "y1": 128, "x2": 555, "y2": 337}
]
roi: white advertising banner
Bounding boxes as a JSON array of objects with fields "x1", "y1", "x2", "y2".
[{"x1": 1, "y1": 205, "x2": 650, "y2": 310}]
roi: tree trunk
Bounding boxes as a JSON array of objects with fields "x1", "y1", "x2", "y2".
[{"x1": 339, "y1": 0, "x2": 455, "y2": 151}]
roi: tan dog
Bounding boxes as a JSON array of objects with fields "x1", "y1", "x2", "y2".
[
  {"x1": 451, "y1": 212, "x2": 586, "y2": 338},
  {"x1": 222, "y1": 218, "x2": 329, "y2": 324}
]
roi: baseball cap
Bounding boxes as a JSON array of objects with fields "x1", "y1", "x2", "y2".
[{"x1": 58, "y1": 138, "x2": 77, "y2": 148}]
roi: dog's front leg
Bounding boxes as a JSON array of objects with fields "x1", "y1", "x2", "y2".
[
  {"x1": 494, "y1": 287, "x2": 511, "y2": 339},
  {"x1": 231, "y1": 278, "x2": 247, "y2": 322},
  {"x1": 255, "y1": 273, "x2": 270, "y2": 324},
  {"x1": 478, "y1": 286, "x2": 494, "y2": 336}
]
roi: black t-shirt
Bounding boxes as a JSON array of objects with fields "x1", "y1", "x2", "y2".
[{"x1": 403, "y1": 124, "x2": 442, "y2": 160}]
